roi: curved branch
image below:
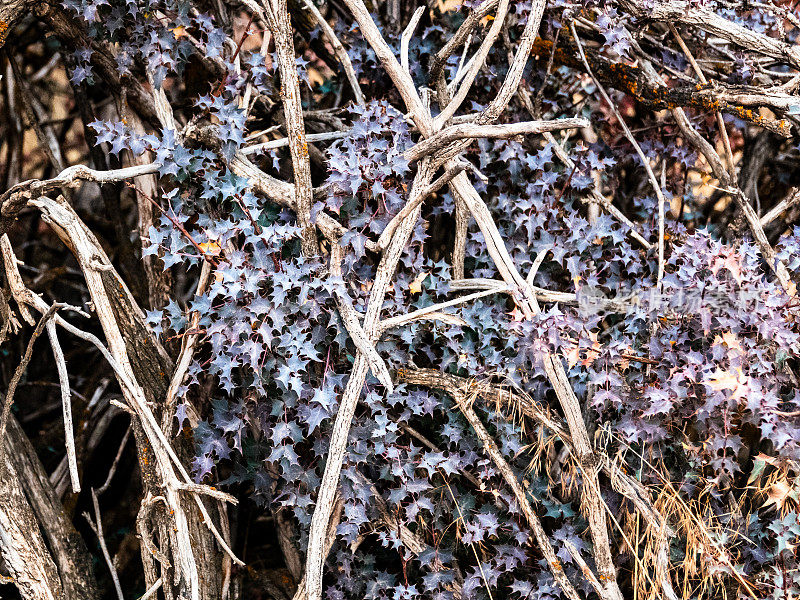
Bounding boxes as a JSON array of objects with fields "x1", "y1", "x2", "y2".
[{"x1": 403, "y1": 118, "x2": 590, "y2": 163}]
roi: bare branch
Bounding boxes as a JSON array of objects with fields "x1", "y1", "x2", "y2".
[
  {"x1": 398, "y1": 368, "x2": 582, "y2": 600},
  {"x1": 379, "y1": 287, "x2": 510, "y2": 332},
  {"x1": 434, "y1": 0, "x2": 511, "y2": 127},
  {"x1": 339, "y1": 0, "x2": 432, "y2": 135},
  {"x1": 429, "y1": 0, "x2": 499, "y2": 86},
  {"x1": 242, "y1": 130, "x2": 350, "y2": 155},
  {"x1": 304, "y1": 163, "x2": 436, "y2": 600},
  {"x1": 448, "y1": 167, "x2": 625, "y2": 600},
  {"x1": 0, "y1": 303, "x2": 60, "y2": 459},
  {"x1": 83, "y1": 489, "x2": 124, "y2": 600},
  {"x1": 376, "y1": 161, "x2": 469, "y2": 250},
  {"x1": 619, "y1": 0, "x2": 800, "y2": 68},
  {"x1": 264, "y1": 0, "x2": 319, "y2": 255},
  {"x1": 570, "y1": 23, "x2": 667, "y2": 288},
  {"x1": 761, "y1": 188, "x2": 800, "y2": 227},
  {"x1": 400, "y1": 7, "x2": 425, "y2": 78},
  {"x1": 0, "y1": 163, "x2": 159, "y2": 234},
  {"x1": 403, "y1": 118, "x2": 590, "y2": 163},
  {"x1": 398, "y1": 367, "x2": 680, "y2": 600},
  {"x1": 301, "y1": 0, "x2": 365, "y2": 105},
  {"x1": 45, "y1": 320, "x2": 80, "y2": 494}
]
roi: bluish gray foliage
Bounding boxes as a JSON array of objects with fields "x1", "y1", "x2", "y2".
[{"x1": 58, "y1": 0, "x2": 800, "y2": 597}]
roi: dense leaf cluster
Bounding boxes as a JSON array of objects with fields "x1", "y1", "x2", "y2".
[{"x1": 51, "y1": 0, "x2": 800, "y2": 597}]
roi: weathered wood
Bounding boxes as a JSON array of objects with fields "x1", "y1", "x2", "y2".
[
  {"x1": 0, "y1": 0, "x2": 31, "y2": 49},
  {"x1": 0, "y1": 426, "x2": 64, "y2": 600},
  {"x1": 20, "y1": 196, "x2": 232, "y2": 600},
  {"x1": 6, "y1": 415, "x2": 101, "y2": 600},
  {"x1": 267, "y1": 0, "x2": 320, "y2": 256}
]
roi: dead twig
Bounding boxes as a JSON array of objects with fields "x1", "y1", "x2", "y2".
[
  {"x1": 0, "y1": 304, "x2": 60, "y2": 463},
  {"x1": 428, "y1": 372, "x2": 582, "y2": 600},
  {"x1": 83, "y1": 488, "x2": 124, "y2": 600},
  {"x1": 570, "y1": 23, "x2": 668, "y2": 288},
  {"x1": 45, "y1": 320, "x2": 80, "y2": 494},
  {"x1": 95, "y1": 425, "x2": 132, "y2": 495},
  {"x1": 403, "y1": 118, "x2": 590, "y2": 163},
  {"x1": 261, "y1": 0, "x2": 319, "y2": 255},
  {"x1": 301, "y1": 0, "x2": 364, "y2": 105}
]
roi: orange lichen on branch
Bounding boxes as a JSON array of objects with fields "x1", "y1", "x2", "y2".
[{"x1": 529, "y1": 37, "x2": 792, "y2": 137}]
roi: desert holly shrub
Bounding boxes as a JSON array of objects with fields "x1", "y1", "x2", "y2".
[{"x1": 2, "y1": 0, "x2": 800, "y2": 599}]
